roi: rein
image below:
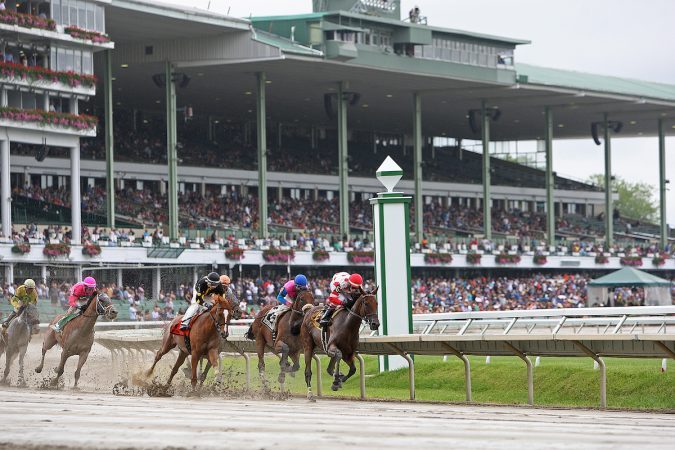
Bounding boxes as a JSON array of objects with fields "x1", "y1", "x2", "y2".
[
  {"x1": 345, "y1": 295, "x2": 377, "y2": 324},
  {"x1": 81, "y1": 298, "x2": 114, "y2": 318}
]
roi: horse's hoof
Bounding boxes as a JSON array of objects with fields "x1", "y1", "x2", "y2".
[
  {"x1": 71, "y1": 386, "x2": 80, "y2": 391},
  {"x1": 308, "y1": 395, "x2": 316, "y2": 403},
  {"x1": 288, "y1": 371, "x2": 296, "y2": 378},
  {"x1": 34, "y1": 367, "x2": 42, "y2": 374},
  {"x1": 331, "y1": 383, "x2": 340, "y2": 392}
]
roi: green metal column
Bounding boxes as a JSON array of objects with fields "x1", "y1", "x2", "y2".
[
  {"x1": 165, "y1": 61, "x2": 178, "y2": 240},
  {"x1": 338, "y1": 81, "x2": 349, "y2": 237},
  {"x1": 256, "y1": 72, "x2": 268, "y2": 239},
  {"x1": 658, "y1": 119, "x2": 667, "y2": 248},
  {"x1": 104, "y1": 50, "x2": 115, "y2": 229},
  {"x1": 603, "y1": 113, "x2": 613, "y2": 247},
  {"x1": 481, "y1": 100, "x2": 492, "y2": 240},
  {"x1": 545, "y1": 107, "x2": 555, "y2": 245},
  {"x1": 413, "y1": 93, "x2": 423, "y2": 243}
]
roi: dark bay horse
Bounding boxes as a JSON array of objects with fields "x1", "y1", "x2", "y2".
[
  {"x1": 0, "y1": 303, "x2": 40, "y2": 385},
  {"x1": 245, "y1": 289, "x2": 314, "y2": 389},
  {"x1": 35, "y1": 293, "x2": 118, "y2": 389},
  {"x1": 301, "y1": 288, "x2": 379, "y2": 400},
  {"x1": 146, "y1": 294, "x2": 234, "y2": 390}
]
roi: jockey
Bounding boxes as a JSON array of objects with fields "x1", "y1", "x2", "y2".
[
  {"x1": 320, "y1": 273, "x2": 363, "y2": 328},
  {"x1": 219, "y1": 274, "x2": 239, "y2": 305},
  {"x1": 276, "y1": 274, "x2": 308, "y2": 306},
  {"x1": 52, "y1": 276, "x2": 97, "y2": 333},
  {"x1": 180, "y1": 272, "x2": 222, "y2": 330},
  {"x1": 2, "y1": 279, "x2": 37, "y2": 329}
]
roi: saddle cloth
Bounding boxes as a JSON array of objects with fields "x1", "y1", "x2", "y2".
[
  {"x1": 169, "y1": 310, "x2": 206, "y2": 337},
  {"x1": 261, "y1": 305, "x2": 290, "y2": 333}
]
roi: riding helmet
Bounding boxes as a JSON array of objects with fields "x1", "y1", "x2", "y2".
[
  {"x1": 83, "y1": 276, "x2": 97, "y2": 288},
  {"x1": 24, "y1": 279, "x2": 36, "y2": 289},
  {"x1": 294, "y1": 274, "x2": 308, "y2": 287},
  {"x1": 348, "y1": 273, "x2": 363, "y2": 288},
  {"x1": 219, "y1": 275, "x2": 231, "y2": 285},
  {"x1": 207, "y1": 272, "x2": 220, "y2": 285}
]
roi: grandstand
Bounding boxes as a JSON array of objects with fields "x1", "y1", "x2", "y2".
[{"x1": 0, "y1": 0, "x2": 673, "y2": 292}]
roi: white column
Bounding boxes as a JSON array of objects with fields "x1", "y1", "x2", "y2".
[
  {"x1": 5, "y1": 263, "x2": 14, "y2": 285},
  {"x1": 153, "y1": 267, "x2": 161, "y2": 301},
  {"x1": 74, "y1": 265, "x2": 82, "y2": 280},
  {"x1": 41, "y1": 265, "x2": 48, "y2": 284},
  {"x1": 0, "y1": 139, "x2": 10, "y2": 238},
  {"x1": 117, "y1": 268, "x2": 123, "y2": 288},
  {"x1": 70, "y1": 143, "x2": 82, "y2": 245},
  {"x1": 70, "y1": 97, "x2": 79, "y2": 115}
]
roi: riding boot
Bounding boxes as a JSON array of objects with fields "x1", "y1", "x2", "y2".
[
  {"x1": 1, "y1": 311, "x2": 17, "y2": 328},
  {"x1": 51, "y1": 310, "x2": 78, "y2": 333},
  {"x1": 319, "y1": 308, "x2": 335, "y2": 328}
]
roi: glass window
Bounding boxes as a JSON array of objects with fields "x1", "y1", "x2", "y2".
[
  {"x1": 57, "y1": 47, "x2": 66, "y2": 71},
  {"x1": 22, "y1": 92, "x2": 37, "y2": 110},
  {"x1": 95, "y1": 5, "x2": 104, "y2": 32},
  {"x1": 50, "y1": 47, "x2": 57, "y2": 71},
  {"x1": 73, "y1": 49, "x2": 81, "y2": 73},
  {"x1": 7, "y1": 90, "x2": 21, "y2": 108},
  {"x1": 61, "y1": 0, "x2": 70, "y2": 25},
  {"x1": 64, "y1": 49, "x2": 74, "y2": 72},
  {"x1": 52, "y1": 0, "x2": 61, "y2": 24},
  {"x1": 86, "y1": 3, "x2": 95, "y2": 30},
  {"x1": 69, "y1": 1, "x2": 77, "y2": 27},
  {"x1": 78, "y1": 1, "x2": 86, "y2": 28},
  {"x1": 82, "y1": 51, "x2": 92, "y2": 74}
]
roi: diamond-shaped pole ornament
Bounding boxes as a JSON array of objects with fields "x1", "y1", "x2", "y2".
[{"x1": 376, "y1": 156, "x2": 403, "y2": 193}]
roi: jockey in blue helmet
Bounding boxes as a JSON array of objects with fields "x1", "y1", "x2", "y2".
[{"x1": 276, "y1": 274, "x2": 308, "y2": 305}]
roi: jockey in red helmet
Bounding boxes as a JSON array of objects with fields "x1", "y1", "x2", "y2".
[{"x1": 320, "y1": 272, "x2": 364, "y2": 328}]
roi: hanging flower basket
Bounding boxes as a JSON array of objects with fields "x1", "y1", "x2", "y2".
[
  {"x1": 43, "y1": 243, "x2": 70, "y2": 258},
  {"x1": 533, "y1": 254, "x2": 548, "y2": 265},
  {"x1": 466, "y1": 252, "x2": 481, "y2": 265},
  {"x1": 225, "y1": 247, "x2": 245, "y2": 260},
  {"x1": 347, "y1": 251, "x2": 374, "y2": 264},
  {"x1": 0, "y1": 107, "x2": 98, "y2": 131},
  {"x1": 0, "y1": 10, "x2": 56, "y2": 31},
  {"x1": 64, "y1": 26, "x2": 111, "y2": 43},
  {"x1": 11, "y1": 242, "x2": 31, "y2": 254},
  {"x1": 312, "y1": 249, "x2": 330, "y2": 262},
  {"x1": 496, "y1": 253, "x2": 521, "y2": 264},
  {"x1": 620, "y1": 256, "x2": 643, "y2": 267},
  {"x1": 82, "y1": 244, "x2": 101, "y2": 257},
  {"x1": 652, "y1": 255, "x2": 667, "y2": 267},
  {"x1": 0, "y1": 62, "x2": 97, "y2": 88},
  {"x1": 263, "y1": 248, "x2": 295, "y2": 263},
  {"x1": 424, "y1": 253, "x2": 453, "y2": 264},
  {"x1": 594, "y1": 254, "x2": 609, "y2": 264}
]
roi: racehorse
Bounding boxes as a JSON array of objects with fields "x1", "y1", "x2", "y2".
[
  {"x1": 301, "y1": 288, "x2": 379, "y2": 400},
  {"x1": 0, "y1": 304, "x2": 40, "y2": 386},
  {"x1": 244, "y1": 289, "x2": 314, "y2": 389},
  {"x1": 35, "y1": 293, "x2": 118, "y2": 389},
  {"x1": 146, "y1": 294, "x2": 234, "y2": 390}
]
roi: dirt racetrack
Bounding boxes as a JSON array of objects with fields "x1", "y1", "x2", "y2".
[{"x1": 1, "y1": 341, "x2": 674, "y2": 449}]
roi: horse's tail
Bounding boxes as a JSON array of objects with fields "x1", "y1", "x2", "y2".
[{"x1": 244, "y1": 323, "x2": 255, "y2": 340}]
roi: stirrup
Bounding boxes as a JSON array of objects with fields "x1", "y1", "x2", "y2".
[{"x1": 50, "y1": 324, "x2": 61, "y2": 333}]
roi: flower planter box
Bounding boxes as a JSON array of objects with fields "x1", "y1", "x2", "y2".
[
  {"x1": 347, "y1": 251, "x2": 374, "y2": 264},
  {"x1": 263, "y1": 248, "x2": 295, "y2": 263},
  {"x1": 424, "y1": 253, "x2": 453, "y2": 264}
]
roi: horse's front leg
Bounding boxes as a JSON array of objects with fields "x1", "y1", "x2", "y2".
[
  {"x1": 190, "y1": 350, "x2": 200, "y2": 391},
  {"x1": 52, "y1": 350, "x2": 69, "y2": 387},
  {"x1": 340, "y1": 353, "x2": 357, "y2": 384},
  {"x1": 1, "y1": 348, "x2": 15, "y2": 384},
  {"x1": 326, "y1": 345, "x2": 343, "y2": 391},
  {"x1": 206, "y1": 348, "x2": 222, "y2": 386},
  {"x1": 18, "y1": 345, "x2": 28, "y2": 386},
  {"x1": 304, "y1": 347, "x2": 315, "y2": 402},
  {"x1": 72, "y1": 350, "x2": 91, "y2": 390}
]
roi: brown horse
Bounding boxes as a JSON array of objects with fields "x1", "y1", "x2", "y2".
[
  {"x1": 35, "y1": 293, "x2": 118, "y2": 389},
  {"x1": 301, "y1": 288, "x2": 379, "y2": 400},
  {"x1": 146, "y1": 294, "x2": 234, "y2": 390},
  {"x1": 245, "y1": 289, "x2": 314, "y2": 389}
]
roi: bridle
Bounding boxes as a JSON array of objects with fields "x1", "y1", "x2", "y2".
[
  {"x1": 82, "y1": 296, "x2": 115, "y2": 318},
  {"x1": 346, "y1": 294, "x2": 378, "y2": 326},
  {"x1": 290, "y1": 289, "x2": 313, "y2": 316},
  {"x1": 209, "y1": 299, "x2": 231, "y2": 335}
]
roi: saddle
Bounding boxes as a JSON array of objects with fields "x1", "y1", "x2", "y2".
[
  {"x1": 261, "y1": 305, "x2": 290, "y2": 336},
  {"x1": 170, "y1": 310, "x2": 206, "y2": 337}
]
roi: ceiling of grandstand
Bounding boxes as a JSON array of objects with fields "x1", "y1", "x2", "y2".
[{"x1": 99, "y1": 2, "x2": 675, "y2": 141}]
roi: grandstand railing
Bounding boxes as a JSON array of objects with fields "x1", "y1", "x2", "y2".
[{"x1": 92, "y1": 307, "x2": 675, "y2": 408}]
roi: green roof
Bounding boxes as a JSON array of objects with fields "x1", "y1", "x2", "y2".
[
  {"x1": 253, "y1": 30, "x2": 323, "y2": 57},
  {"x1": 516, "y1": 63, "x2": 675, "y2": 102},
  {"x1": 251, "y1": 12, "x2": 529, "y2": 46},
  {"x1": 588, "y1": 267, "x2": 671, "y2": 287}
]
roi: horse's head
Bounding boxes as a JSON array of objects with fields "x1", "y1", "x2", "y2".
[
  {"x1": 212, "y1": 294, "x2": 234, "y2": 340},
  {"x1": 96, "y1": 293, "x2": 118, "y2": 320},
  {"x1": 226, "y1": 289, "x2": 242, "y2": 320},
  {"x1": 23, "y1": 303, "x2": 40, "y2": 334},
  {"x1": 294, "y1": 288, "x2": 315, "y2": 311},
  {"x1": 358, "y1": 286, "x2": 380, "y2": 331}
]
